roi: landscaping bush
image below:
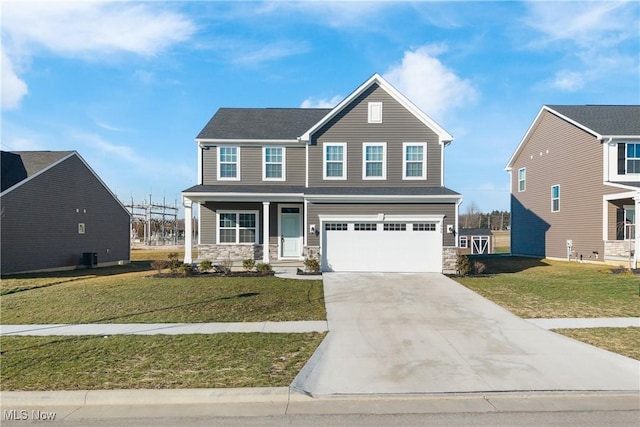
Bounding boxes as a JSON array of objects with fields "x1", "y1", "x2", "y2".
[
  {"x1": 199, "y1": 260, "x2": 213, "y2": 273},
  {"x1": 256, "y1": 263, "x2": 273, "y2": 276},
  {"x1": 150, "y1": 259, "x2": 168, "y2": 275},
  {"x1": 472, "y1": 261, "x2": 486, "y2": 275},
  {"x1": 243, "y1": 258, "x2": 256, "y2": 271},
  {"x1": 304, "y1": 257, "x2": 320, "y2": 274},
  {"x1": 455, "y1": 254, "x2": 471, "y2": 277},
  {"x1": 167, "y1": 252, "x2": 181, "y2": 273},
  {"x1": 178, "y1": 263, "x2": 193, "y2": 277},
  {"x1": 218, "y1": 259, "x2": 233, "y2": 275}
]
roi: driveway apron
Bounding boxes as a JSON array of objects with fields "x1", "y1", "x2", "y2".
[{"x1": 291, "y1": 273, "x2": 640, "y2": 396}]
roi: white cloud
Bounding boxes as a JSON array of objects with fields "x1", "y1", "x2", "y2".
[
  {"x1": 232, "y1": 40, "x2": 310, "y2": 66},
  {"x1": 300, "y1": 95, "x2": 343, "y2": 109},
  {"x1": 547, "y1": 70, "x2": 586, "y2": 92},
  {"x1": 1, "y1": 2, "x2": 196, "y2": 109},
  {"x1": 1, "y1": 46, "x2": 28, "y2": 110},
  {"x1": 383, "y1": 45, "x2": 478, "y2": 121},
  {"x1": 0, "y1": 137, "x2": 44, "y2": 152}
]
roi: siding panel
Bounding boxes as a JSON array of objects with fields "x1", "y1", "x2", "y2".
[{"x1": 308, "y1": 84, "x2": 442, "y2": 187}]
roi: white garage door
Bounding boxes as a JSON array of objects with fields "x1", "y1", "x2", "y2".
[{"x1": 321, "y1": 220, "x2": 443, "y2": 273}]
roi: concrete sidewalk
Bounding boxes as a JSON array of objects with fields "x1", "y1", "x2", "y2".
[
  {"x1": 527, "y1": 317, "x2": 640, "y2": 329},
  {"x1": 0, "y1": 321, "x2": 328, "y2": 336}
]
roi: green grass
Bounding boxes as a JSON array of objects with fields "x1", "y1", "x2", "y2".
[
  {"x1": 454, "y1": 256, "x2": 640, "y2": 318},
  {"x1": 1, "y1": 268, "x2": 325, "y2": 324},
  {"x1": 554, "y1": 327, "x2": 640, "y2": 361},
  {"x1": 0, "y1": 333, "x2": 325, "y2": 390}
]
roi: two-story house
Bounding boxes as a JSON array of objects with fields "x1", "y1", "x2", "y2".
[
  {"x1": 506, "y1": 105, "x2": 640, "y2": 268},
  {"x1": 182, "y1": 74, "x2": 462, "y2": 273}
]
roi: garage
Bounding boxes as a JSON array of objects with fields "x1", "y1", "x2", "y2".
[{"x1": 321, "y1": 218, "x2": 443, "y2": 272}]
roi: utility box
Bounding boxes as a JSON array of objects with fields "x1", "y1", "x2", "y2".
[{"x1": 82, "y1": 252, "x2": 98, "y2": 267}]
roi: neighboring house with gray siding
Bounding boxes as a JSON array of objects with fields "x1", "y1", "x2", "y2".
[
  {"x1": 1, "y1": 151, "x2": 130, "y2": 274},
  {"x1": 182, "y1": 74, "x2": 462, "y2": 272},
  {"x1": 505, "y1": 105, "x2": 640, "y2": 268}
]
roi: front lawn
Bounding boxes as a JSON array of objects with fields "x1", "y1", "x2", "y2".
[
  {"x1": 454, "y1": 256, "x2": 639, "y2": 319},
  {"x1": 1, "y1": 270, "x2": 325, "y2": 324},
  {"x1": 1, "y1": 333, "x2": 325, "y2": 390},
  {"x1": 553, "y1": 327, "x2": 640, "y2": 361}
]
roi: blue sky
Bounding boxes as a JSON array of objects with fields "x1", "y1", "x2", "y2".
[{"x1": 2, "y1": 1, "x2": 639, "y2": 216}]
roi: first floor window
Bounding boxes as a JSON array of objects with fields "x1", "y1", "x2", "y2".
[
  {"x1": 459, "y1": 236, "x2": 468, "y2": 248},
  {"x1": 551, "y1": 185, "x2": 560, "y2": 212},
  {"x1": 218, "y1": 212, "x2": 257, "y2": 244}
]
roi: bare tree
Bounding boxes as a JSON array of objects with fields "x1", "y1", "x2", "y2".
[{"x1": 462, "y1": 201, "x2": 482, "y2": 228}]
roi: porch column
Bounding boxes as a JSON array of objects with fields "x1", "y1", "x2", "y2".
[
  {"x1": 635, "y1": 193, "x2": 640, "y2": 269},
  {"x1": 263, "y1": 202, "x2": 270, "y2": 264},
  {"x1": 183, "y1": 198, "x2": 193, "y2": 264}
]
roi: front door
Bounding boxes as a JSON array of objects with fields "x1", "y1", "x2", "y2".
[{"x1": 281, "y1": 207, "x2": 302, "y2": 258}]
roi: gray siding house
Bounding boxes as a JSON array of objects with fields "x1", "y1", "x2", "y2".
[
  {"x1": 505, "y1": 105, "x2": 640, "y2": 268},
  {"x1": 1, "y1": 151, "x2": 131, "y2": 274},
  {"x1": 182, "y1": 74, "x2": 462, "y2": 272}
]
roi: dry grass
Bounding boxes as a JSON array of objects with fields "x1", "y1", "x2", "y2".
[{"x1": 554, "y1": 328, "x2": 640, "y2": 361}]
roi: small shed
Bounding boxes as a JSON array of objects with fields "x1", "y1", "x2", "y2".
[
  {"x1": 1, "y1": 150, "x2": 131, "y2": 274},
  {"x1": 458, "y1": 228, "x2": 494, "y2": 255}
]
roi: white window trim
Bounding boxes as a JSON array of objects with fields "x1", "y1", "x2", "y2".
[
  {"x1": 551, "y1": 184, "x2": 560, "y2": 212},
  {"x1": 518, "y1": 167, "x2": 526, "y2": 192},
  {"x1": 402, "y1": 142, "x2": 427, "y2": 180},
  {"x1": 216, "y1": 210, "x2": 259, "y2": 245},
  {"x1": 362, "y1": 142, "x2": 387, "y2": 180},
  {"x1": 368, "y1": 102, "x2": 382, "y2": 123},
  {"x1": 217, "y1": 146, "x2": 240, "y2": 181},
  {"x1": 459, "y1": 236, "x2": 468, "y2": 248},
  {"x1": 262, "y1": 146, "x2": 286, "y2": 181},
  {"x1": 323, "y1": 142, "x2": 347, "y2": 180},
  {"x1": 626, "y1": 143, "x2": 640, "y2": 174}
]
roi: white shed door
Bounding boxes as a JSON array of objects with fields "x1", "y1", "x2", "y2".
[{"x1": 322, "y1": 221, "x2": 442, "y2": 273}]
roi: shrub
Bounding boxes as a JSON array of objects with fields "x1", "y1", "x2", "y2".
[
  {"x1": 304, "y1": 257, "x2": 320, "y2": 274},
  {"x1": 167, "y1": 252, "x2": 181, "y2": 273},
  {"x1": 472, "y1": 261, "x2": 486, "y2": 275},
  {"x1": 150, "y1": 259, "x2": 168, "y2": 275},
  {"x1": 256, "y1": 262, "x2": 273, "y2": 276},
  {"x1": 218, "y1": 258, "x2": 233, "y2": 275},
  {"x1": 178, "y1": 263, "x2": 193, "y2": 277},
  {"x1": 242, "y1": 258, "x2": 256, "y2": 271},
  {"x1": 199, "y1": 260, "x2": 213, "y2": 273},
  {"x1": 455, "y1": 254, "x2": 471, "y2": 277}
]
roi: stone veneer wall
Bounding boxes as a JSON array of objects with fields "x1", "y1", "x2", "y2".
[
  {"x1": 442, "y1": 247, "x2": 458, "y2": 274},
  {"x1": 605, "y1": 240, "x2": 635, "y2": 260},
  {"x1": 198, "y1": 244, "x2": 283, "y2": 263}
]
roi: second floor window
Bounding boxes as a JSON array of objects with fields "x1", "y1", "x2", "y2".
[
  {"x1": 518, "y1": 168, "x2": 526, "y2": 192},
  {"x1": 324, "y1": 143, "x2": 346, "y2": 179},
  {"x1": 627, "y1": 143, "x2": 640, "y2": 174},
  {"x1": 218, "y1": 146, "x2": 239, "y2": 180},
  {"x1": 551, "y1": 185, "x2": 560, "y2": 212},
  {"x1": 363, "y1": 143, "x2": 386, "y2": 179},
  {"x1": 403, "y1": 143, "x2": 427, "y2": 179},
  {"x1": 263, "y1": 147, "x2": 285, "y2": 180}
]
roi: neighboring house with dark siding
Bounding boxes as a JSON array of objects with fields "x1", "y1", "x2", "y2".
[
  {"x1": 182, "y1": 74, "x2": 462, "y2": 273},
  {"x1": 505, "y1": 105, "x2": 640, "y2": 268},
  {"x1": 1, "y1": 150, "x2": 130, "y2": 274}
]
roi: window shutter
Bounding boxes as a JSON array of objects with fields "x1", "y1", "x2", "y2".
[{"x1": 618, "y1": 143, "x2": 626, "y2": 175}]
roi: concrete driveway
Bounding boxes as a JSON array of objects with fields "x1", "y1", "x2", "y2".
[{"x1": 291, "y1": 273, "x2": 640, "y2": 396}]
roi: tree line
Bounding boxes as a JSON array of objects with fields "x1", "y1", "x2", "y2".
[{"x1": 460, "y1": 202, "x2": 510, "y2": 230}]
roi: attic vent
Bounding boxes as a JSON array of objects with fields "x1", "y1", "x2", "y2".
[{"x1": 368, "y1": 102, "x2": 382, "y2": 123}]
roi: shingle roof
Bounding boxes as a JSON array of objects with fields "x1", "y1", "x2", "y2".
[
  {"x1": 547, "y1": 105, "x2": 640, "y2": 136},
  {"x1": 196, "y1": 108, "x2": 332, "y2": 140},
  {"x1": 1, "y1": 151, "x2": 74, "y2": 192},
  {"x1": 460, "y1": 228, "x2": 493, "y2": 236}
]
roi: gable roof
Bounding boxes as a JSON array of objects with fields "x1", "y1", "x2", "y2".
[
  {"x1": 547, "y1": 105, "x2": 640, "y2": 137},
  {"x1": 506, "y1": 104, "x2": 640, "y2": 170},
  {"x1": 1, "y1": 151, "x2": 74, "y2": 192},
  {"x1": 300, "y1": 73, "x2": 454, "y2": 144},
  {"x1": 196, "y1": 108, "x2": 331, "y2": 142}
]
